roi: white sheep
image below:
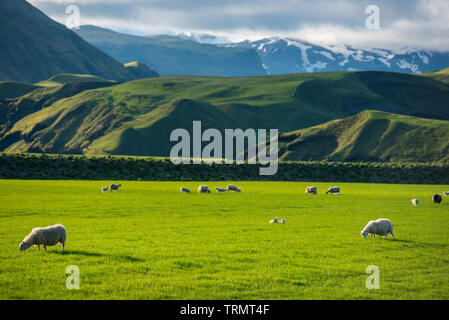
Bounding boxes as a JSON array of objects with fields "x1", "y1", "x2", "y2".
[
  {"x1": 227, "y1": 184, "x2": 241, "y2": 192},
  {"x1": 279, "y1": 219, "x2": 286, "y2": 224},
  {"x1": 215, "y1": 187, "x2": 227, "y2": 193},
  {"x1": 198, "y1": 185, "x2": 211, "y2": 193},
  {"x1": 326, "y1": 186, "x2": 340, "y2": 194},
  {"x1": 411, "y1": 199, "x2": 419, "y2": 206},
  {"x1": 180, "y1": 187, "x2": 191, "y2": 193},
  {"x1": 110, "y1": 183, "x2": 122, "y2": 192},
  {"x1": 19, "y1": 224, "x2": 66, "y2": 252},
  {"x1": 444, "y1": 192, "x2": 449, "y2": 196},
  {"x1": 361, "y1": 218, "x2": 394, "y2": 240},
  {"x1": 269, "y1": 218, "x2": 278, "y2": 224},
  {"x1": 101, "y1": 186, "x2": 108, "y2": 192},
  {"x1": 305, "y1": 186, "x2": 317, "y2": 195}
]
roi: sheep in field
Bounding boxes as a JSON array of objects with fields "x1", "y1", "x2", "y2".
[
  {"x1": 19, "y1": 224, "x2": 66, "y2": 252},
  {"x1": 305, "y1": 186, "x2": 317, "y2": 195},
  {"x1": 269, "y1": 218, "x2": 278, "y2": 224},
  {"x1": 198, "y1": 185, "x2": 211, "y2": 193},
  {"x1": 361, "y1": 218, "x2": 394, "y2": 240},
  {"x1": 227, "y1": 184, "x2": 241, "y2": 192},
  {"x1": 444, "y1": 191, "x2": 449, "y2": 196},
  {"x1": 411, "y1": 199, "x2": 419, "y2": 206},
  {"x1": 180, "y1": 187, "x2": 191, "y2": 193},
  {"x1": 110, "y1": 183, "x2": 122, "y2": 192},
  {"x1": 326, "y1": 186, "x2": 340, "y2": 194},
  {"x1": 279, "y1": 219, "x2": 286, "y2": 224},
  {"x1": 433, "y1": 194, "x2": 443, "y2": 204},
  {"x1": 215, "y1": 187, "x2": 227, "y2": 193},
  {"x1": 101, "y1": 186, "x2": 108, "y2": 192}
]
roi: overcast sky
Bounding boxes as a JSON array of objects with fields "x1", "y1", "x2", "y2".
[{"x1": 28, "y1": 0, "x2": 449, "y2": 51}]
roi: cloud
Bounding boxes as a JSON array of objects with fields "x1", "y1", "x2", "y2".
[{"x1": 27, "y1": 0, "x2": 449, "y2": 50}]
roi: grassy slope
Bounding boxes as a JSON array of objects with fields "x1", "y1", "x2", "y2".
[
  {"x1": 421, "y1": 67, "x2": 449, "y2": 84},
  {"x1": 279, "y1": 110, "x2": 449, "y2": 163},
  {"x1": 0, "y1": 180, "x2": 448, "y2": 299},
  {"x1": 36, "y1": 74, "x2": 115, "y2": 87},
  {"x1": 0, "y1": 81, "x2": 40, "y2": 99},
  {"x1": 2, "y1": 71, "x2": 449, "y2": 162}
]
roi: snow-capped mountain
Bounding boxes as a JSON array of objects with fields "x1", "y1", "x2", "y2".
[{"x1": 225, "y1": 37, "x2": 449, "y2": 74}]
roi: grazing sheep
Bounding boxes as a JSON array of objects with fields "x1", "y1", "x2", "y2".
[
  {"x1": 198, "y1": 185, "x2": 211, "y2": 193},
  {"x1": 433, "y1": 194, "x2": 443, "y2": 204},
  {"x1": 269, "y1": 218, "x2": 278, "y2": 224},
  {"x1": 411, "y1": 199, "x2": 419, "y2": 206},
  {"x1": 215, "y1": 187, "x2": 227, "y2": 193},
  {"x1": 110, "y1": 183, "x2": 122, "y2": 192},
  {"x1": 19, "y1": 224, "x2": 66, "y2": 252},
  {"x1": 361, "y1": 218, "x2": 394, "y2": 240},
  {"x1": 227, "y1": 184, "x2": 241, "y2": 192},
  {"x1": 326, "y1": 186, "x2": 340, "y2": 194},
  {"x1": 443, "y1": 191, "x2": 449, "y2": 196},
  {"x1": 180, "y1": 187, "x2": 191, "y2": 193},
  {"x1": 279, "y1": 219, "x2": 286, "y2": 224},
  {"x1": 101, "y1": 186, "x2": 108, "y2": 192},
  {"x1": 305, "y1": 186, "x2": 317, "y2": 195}
]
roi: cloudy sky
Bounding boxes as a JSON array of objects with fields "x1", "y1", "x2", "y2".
[{"x1": 28, "y1": 0, "x2": 449, "y2": 51}]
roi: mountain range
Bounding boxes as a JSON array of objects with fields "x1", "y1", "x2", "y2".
[{"x1": 0, "y1": 0, "x2": 157, "y2": 83}]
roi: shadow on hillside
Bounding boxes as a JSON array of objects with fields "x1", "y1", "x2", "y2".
[
  {"x1": 392, "y1": 239, "x2": 449, "y2": 249},
  {"x1": 49, "y1": 249, "x2": 145, "y2": 262}
]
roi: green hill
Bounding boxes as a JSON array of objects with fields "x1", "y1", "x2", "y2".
[
  {"x1": 279, "y1": 110, "x2": 449, "y2": 163},
  {"x1": 421, "y1": 67, "x2": 449, "y2": 84},
  {"x1": 36, "y1": 74, "x2": 115, "y2": 87},
  {"x1": 124, "y1": 62, "x2": 159, "y2": 79},
  {"x1": 0, "y1": 81, "x2": 39, "y2": 99},
  {"x1": 75, "y1": 25, "x2": 266, "y2": 77},
  {"x1": 0, "y1": 0, "x2": 156, "y2": 83},
  {"x1": 1, "y1": 71, "x2": 449, "y2": 163}
]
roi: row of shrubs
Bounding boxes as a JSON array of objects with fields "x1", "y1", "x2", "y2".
[{"x1": 0, "y1": 153, "x2": 448, "y2": 184}]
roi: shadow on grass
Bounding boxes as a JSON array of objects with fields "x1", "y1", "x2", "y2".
[
  {"x1": 392, "y1": 239, "x2": 449, "y2": 249},
  {"x1": 48, "y1": 249, "x2": 145, "y2": 262}
]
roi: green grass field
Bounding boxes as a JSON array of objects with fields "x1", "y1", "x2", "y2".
[{"x1": 0, "y1": 180, "x2": 448, "y2": 299}]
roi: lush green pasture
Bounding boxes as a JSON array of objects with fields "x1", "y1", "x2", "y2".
[{"x1": 0, "y1": 180, "x2": 448, "y2": 299}]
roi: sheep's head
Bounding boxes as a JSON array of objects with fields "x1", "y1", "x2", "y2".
[
  {"x1": 19, "y1": 241, "x2": 32, "y2": 251},
  {"x1": 361, "y1": 231, "x2": 369, "y2": 238}
]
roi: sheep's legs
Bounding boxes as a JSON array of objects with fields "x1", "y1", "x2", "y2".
[
  {"x1": 61, "y1": 242, "x2": 65, "y2": 250},
  {"x1": 37, "y1": 244, "x2": 40, "y2": 251},
  {"x1": 391, "y1": 232, "x2": 394, "y2": 240},
  {"x1": 44, "y1": 245, "x2": 47, "y2": 252}
]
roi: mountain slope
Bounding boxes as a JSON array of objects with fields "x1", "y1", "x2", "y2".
[
  {"x1": 0, "y1": 0, "x2": 155, "y2": 82},
  {"x1": 1, "y1": 71, "x2": 449, "y2": 163},
  {"x1": 0, "y1": 81, "x2": 39, "y2": 99},
  {"x1": 75, "y1": 25, "x2": 266, "y2": 77},
  {"x1": 228, "y1": 38, "x2": 449, "y2": 75},
  {"x1": 421, "y1": 67, "x2": 449, "y2": 84}
]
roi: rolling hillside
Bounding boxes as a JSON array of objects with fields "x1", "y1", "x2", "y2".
[
  {"x1": 0, "y1": 81, "x2": 39, "y2": 99},
  {"x1": 75, "y1": 25, "x2": 266, "y2": 77},
  {"x1": 278, "y1": 110, "x2": 449, "y2": 163},
  {"x1": 0, "y1": 0, "x2": 157, "y2": 83},
  {"x1": 422, "y1": 67, "x2": 449, "y2": 84},
  {"x1": 1, "y1": 71, "x2": 449, "y2": 163}
]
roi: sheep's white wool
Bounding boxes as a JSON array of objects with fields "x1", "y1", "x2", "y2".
[
  {"x1": 180, "y1": 187, "x2": 191, "y2": 193},
  {"x1": 326, "y1": 186, "x2": 340, "y2": 194},
  {"x1": 305, "y1": 186, "x2": 317, "y2": 195},
  {"x1": 269, "y1": 218, "x2": 278, "y2": 224},
  {"x1": 411, "y1": 199, "x2": 419, "y2": 206},
  {"x1": 279, "y1": 219, "x2": 286, "y2": 224},
  {"x1": 19, "y1": 224, "x2": 66, "y2": 252},
  {"x1": 198, "y1": 185, "x2": 211, "y2": 193},
  {"x1": 444, "y1": 191, "x2": 449, "y2": 196},
  {"x1": 361, "y1": 218, "x2": 394, "y2": 240}
]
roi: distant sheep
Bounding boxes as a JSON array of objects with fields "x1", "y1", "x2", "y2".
[
  {"x1": 227, "y1": 184, "x2": 241, "y2": 192},
  {"x1": 215, "y1": 187, "x2": 227, "y2": 193},
  {"x1": 433, "y1": 194, "x2": 443, "y2": 204},
  {"x1": 305, "y1": 186, "x2": 317, "y2": 195},
  {"x1": 361, "y1": 218, "x2": 394, "y2": 240},
  {"x1": 411, "y1": 199, "x2": 419, "y2": 206},
  {"x1": 110, "y1": 183, "x2": 122, "y2": 192},
  {"x1": 19, "y1": 224, "x2": 66, "y2": 252},
  {"x1": 326, "y1": 186, "x2": 340, "y2": 194},
  {"x1": 180, "y1": 187, "x2": 191, "y2": 193},
  {"x1": 269, "y1": 218, "x2": 278, "y2": 224},
  {"x1": 279, "y1": 219, "x2": 286, "y2": 224},
  {"x1": 443, "y1": 191, "x2": 449, "y2": 196},
  {"x1": 101, "y1": 186, "x2": 108, "y2": 192},
  {"x1": 198, "y1": 185, "x2": 211, "y2": 193}
]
